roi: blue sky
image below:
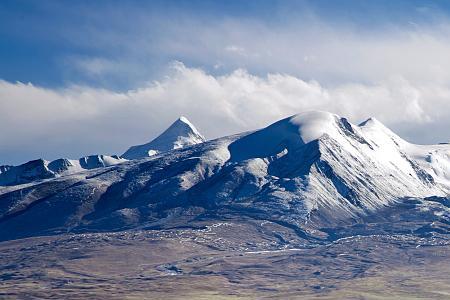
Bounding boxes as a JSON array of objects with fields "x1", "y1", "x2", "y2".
[
  {"x1": 2, "y1": 0, "x2": 450, "y2": 164},
  {"x1": 2, "y1": 0, "x2": 449, "y2": 89}
]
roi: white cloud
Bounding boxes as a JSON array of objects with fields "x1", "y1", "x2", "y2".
[
  {"x1": 1, "y1": 62, "x2": 450, "y2": 165},
  {"x1": 61, "y1": 12, "x2": 450, "y2": 89}
]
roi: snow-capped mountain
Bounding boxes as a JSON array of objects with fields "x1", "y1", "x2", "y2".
[
  {"x1": 0, "y1": 111, "x2": 448, "y2": 241},
  {"x1": 122, "y1": 116, "x2": 206, "y2": 159},
  {"x1": 0, "y1": 155, "x2": 126, "y2": 186},
  {"x1": 0, "y1": 116, "x2": 204, "y2": 186}
]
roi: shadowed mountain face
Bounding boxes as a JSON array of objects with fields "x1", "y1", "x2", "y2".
[{"x1": 0, "y1": 111, "x2": 449, "y2": 242}]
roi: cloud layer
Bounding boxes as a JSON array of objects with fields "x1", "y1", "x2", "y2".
[
  {"x1": 6, "y1": 1, "x2": 450, "y2": 91},
  {"x1": 67, "y1": 14, "x2": 450, "y2": 91},
  {"x1": 1, "y1": 62, "x2": 449, "y2": 165}
]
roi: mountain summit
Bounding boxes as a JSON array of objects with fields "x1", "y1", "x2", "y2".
[
  {"x1": 122, "y1": 116, "x2": 206, "y2": 159},
  {"x1": 0, "y1": 111, "x2": 449, "y2": 241}
]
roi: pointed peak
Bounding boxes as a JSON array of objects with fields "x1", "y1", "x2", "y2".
[
  {"x1": 173, "y1": 116, "x2": 190, "y2": 125},
  {"x1": 178, "y1": 116, "x2": 190, "y2": 123},
  {"x1": 358, "y1": 117, "x2": 397, "y2": 135},
  {"x1": 358, "y1": 116, "x2": 406, "y2": 147},
  {"x1": 358, "y1": 117, "x2": 382, "y2": 127},
  {"x1": 162, "y1": 116, "x2": 204, "y2": 141},
  {"x1": 122, "y1": 116, "x2": 206, "y2": 160}
]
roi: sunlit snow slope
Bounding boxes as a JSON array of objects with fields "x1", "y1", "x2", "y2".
[
  {"x1": 122, "y1": 116, "x2": 206, "y2": 159},
  {"x1": 0, "y1": 111, "x2": 448, "y2": 241}
]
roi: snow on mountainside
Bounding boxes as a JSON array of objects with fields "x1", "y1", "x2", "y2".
[
  {"x1": 0, "y1": 165, "x2": 12, "y2": 174},
  {"x1": 0, "y1": 116, "x2": 204, "y2": 186},
  {"x1": 0, "y1": 155, "x2": 125, "y2": 186},
  {"x1": 122, "y1": 116, "x2": 206, "y2": 159},
  {"x1": 0, "y1": 111, "x2": 449, "y2": 241}
]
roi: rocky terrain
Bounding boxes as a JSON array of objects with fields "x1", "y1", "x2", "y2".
[
  {"x1": 0, "y1": 220, "x2": 449, "y2": 299},
  {"x1": 0, "y1": 111, "x2": 449, "y2": 298}
]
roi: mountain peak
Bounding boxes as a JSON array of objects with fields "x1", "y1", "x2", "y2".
[
  {"x1": 177, "y1": 115, "x2": 190, "y2": 124},
  {"x1": 288, "y1": 111, "x2": 342, "y2": 144},
  {"x1": 358, "y1": 116, "x2": 387, "y2": 129},
  {"x1": 122, "y1": 116, "x2": 205, "y2": 159},
  {"x1": 166, "y1": 116, "x2": 203, "y2": 139},
  {"x1": 1, "y1": 110, "x2": 450, "y2": 242},
  {"x1": 358, "y1": 116, "x2": 404, "y2": 145}
]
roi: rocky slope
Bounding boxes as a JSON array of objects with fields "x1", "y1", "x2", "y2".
[{"x1": 0, "y1": 111, "x2": 448, "y2": 241}]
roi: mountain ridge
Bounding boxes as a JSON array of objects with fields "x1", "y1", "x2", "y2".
[
  {"x1": 0, "y1": 111, "x2": 448, "y2": 241},
  {"x1": 0, "y1": 116, "x2": 206, "y2": 186}
]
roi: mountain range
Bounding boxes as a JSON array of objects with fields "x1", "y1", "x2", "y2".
[{"x1": 0, "y1": 111, "x2": 449, "y2": 242}]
